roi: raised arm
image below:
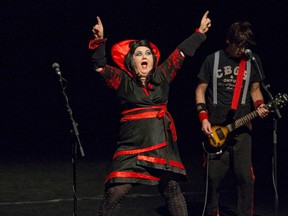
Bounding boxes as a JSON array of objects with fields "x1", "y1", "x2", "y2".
[
  {"x1": 90, "y1": 16, "x2": 107, "y2": 72},
  {"x1": 177, "y1": 11, "x2": 211, "y2": 57}
]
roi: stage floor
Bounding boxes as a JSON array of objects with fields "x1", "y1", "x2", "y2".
[{"x1": 0, "y1": 156, "x2": 287, "y2": 216}]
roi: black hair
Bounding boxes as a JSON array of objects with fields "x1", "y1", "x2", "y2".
[{"x1": 226, "y1": 21, "x2": 256, "y2": 47}]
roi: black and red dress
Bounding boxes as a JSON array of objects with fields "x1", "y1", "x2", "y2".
[{"x1": 90, "y1": 33, "x2": 206, "y2": 187}]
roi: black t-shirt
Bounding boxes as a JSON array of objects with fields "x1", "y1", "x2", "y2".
[{"x1": 197, "y1": 49, "x2": 264, "y2": 125}]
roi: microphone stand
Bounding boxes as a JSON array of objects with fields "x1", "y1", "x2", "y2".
[
  {"x1": 251, "y1": 57, "x2": 281, "y2": 216},
  {"x1": 57, "y1": 73, "x2": 85, "y2": 216}
]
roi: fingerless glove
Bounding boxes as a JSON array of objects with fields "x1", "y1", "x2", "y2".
[
  {"x1": 90, "y1": 38, "x2": 107, "y2": 70},
  {"x1": 177, "y1": 33, "x2": 206, "y2": 57}
]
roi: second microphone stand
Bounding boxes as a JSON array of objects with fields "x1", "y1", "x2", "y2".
[
  {"x1": 57, "y1": 72, "x2": 85, "y2": 216},
  {"x1": 250, "y1": 55, "x2": 282, "y2": 216}
]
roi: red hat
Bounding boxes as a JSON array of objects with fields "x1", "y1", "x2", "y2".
[{"x1": 111, "y1": 39, "x2": 160, "y2": 75}]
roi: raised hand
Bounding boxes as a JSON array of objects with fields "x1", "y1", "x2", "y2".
[
  {"x1": 92, "y1": 16, "x2": 104, "y2": 39},
  {"x1": 199, "y1": 11, "x2": 211, "y2": 33}
]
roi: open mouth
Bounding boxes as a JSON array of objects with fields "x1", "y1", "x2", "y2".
[{"x1": 141, "y1": 61, "x2": 148, "y2": 69}]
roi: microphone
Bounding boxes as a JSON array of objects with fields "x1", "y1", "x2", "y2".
[
  {"x1": 52, "y1": 62, "x2": 61, "y2": 75},
  {"x1": 244, "y1": 49, "x2": 256, "y2": 61}
]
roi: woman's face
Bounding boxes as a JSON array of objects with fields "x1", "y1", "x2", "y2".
[{"x1": 132, "y1": 46, "x2": 154, "y2": 78}]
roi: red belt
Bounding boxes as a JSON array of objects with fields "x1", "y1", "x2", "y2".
[{"x1": 120, "y1": 105, "x2": 177, "y2": 141}]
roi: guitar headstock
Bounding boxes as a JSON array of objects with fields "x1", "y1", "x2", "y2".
[
  {"x1": 274, "y1": 93, "x2": 288, "y2": 108},
  {"x1": 267, "y1": 93, "x2": 288, "y2": 110}
]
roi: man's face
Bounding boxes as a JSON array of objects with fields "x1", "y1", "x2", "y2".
[
  {"x1": 227, "y1": 43, "x2": 246, "y2": 58},
  {"x1": 226, "y1": 39, "x2": 248, "y2": 58}
]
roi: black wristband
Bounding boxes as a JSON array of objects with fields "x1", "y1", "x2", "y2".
[{"x1": 196, "y1": 103, "x2": 207, "y2": 113}]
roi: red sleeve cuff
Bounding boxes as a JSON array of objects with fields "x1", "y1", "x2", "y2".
[{"x1": 88, "y1": 38, "x2": 107, "y2": 50}]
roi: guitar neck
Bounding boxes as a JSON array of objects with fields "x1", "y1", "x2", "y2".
[
  {"x1": 226, "y1": 110, "x2": 259, "y2": 132},
  {"x1": 225, "y1": 93, "x2": 287, "y2": 132}
]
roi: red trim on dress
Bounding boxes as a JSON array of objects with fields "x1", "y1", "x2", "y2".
[
  {"x1": 169, "y1": 160, "x2": 185, "y2": 170},
  {"x1": 88, "y1": 38, "x2": 107, "y2": 50},
  {"x1": 137, "y1": 155, "x2": 185, "y2": 170},
  {"x1": 113, "y1": 142, "x2": 167, "y2": 159},
  {"x1": 137, "y1": 155, "x2": 166, "y2": 164},
  {"x1": 105, "y1": 171, "x2": 160, "y2": 183},
  {"x1": 142, "y1": 86, "x2": 150, "y2": 96}
]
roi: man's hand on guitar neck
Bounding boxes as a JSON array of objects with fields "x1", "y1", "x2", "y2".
[{"x1": 256, "y1": 104, "x2": 269, "y2": 118}]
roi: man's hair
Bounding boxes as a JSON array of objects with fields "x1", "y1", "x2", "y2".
[
  {"x1": 226, "y1": 21, "x2": 256, "y2": 47},
  {"x1": 124, "y1": 40, "x2": 157, "y2": 73}
]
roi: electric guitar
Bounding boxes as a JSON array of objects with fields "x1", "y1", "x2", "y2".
[{"x1": 203, "y1": 93, "x2": 288, "y2": 155}]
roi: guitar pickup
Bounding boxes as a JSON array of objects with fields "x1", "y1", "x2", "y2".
[{"x1": 216, "y1": 128, "x2": 225, "y2": 140}]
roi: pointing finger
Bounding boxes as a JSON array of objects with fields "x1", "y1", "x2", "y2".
[{"x1": 96, "y1": 16, "x2": 102, "y2": 26}]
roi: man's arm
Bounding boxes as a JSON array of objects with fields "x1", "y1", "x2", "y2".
[
  {"x1": 195, "y1": 82, "x2": 212, "y2": 134},
  {"x1": 250, "y1": 82, "x2": 269, "y2": 118},
  {"x1": 195, "y1": 82, "x2": 208, "y2": 104}
]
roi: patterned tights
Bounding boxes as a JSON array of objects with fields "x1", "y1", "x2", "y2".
[{"x1": 98, "y1": 179, "x2": 188, "y2": 216}]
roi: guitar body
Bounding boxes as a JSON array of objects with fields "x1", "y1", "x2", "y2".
[
  {"x1": 203, "y1": 125, "x2": 230, "y2": 155},
  {"x1": 202, "y1": 93, "x2": 288, "y2": 155}
]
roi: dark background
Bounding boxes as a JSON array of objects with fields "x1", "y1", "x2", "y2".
[{"x1": 1, "y1": 0, "x2": 288, "y2": 205}]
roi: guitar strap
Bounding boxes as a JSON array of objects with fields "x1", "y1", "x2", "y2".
[
  {"x1": 231, "y1": 59, "x2": 246, "y2": 110},
  {"x1": 213, "y1": 51, "x2": 251, "y2": 107}
]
